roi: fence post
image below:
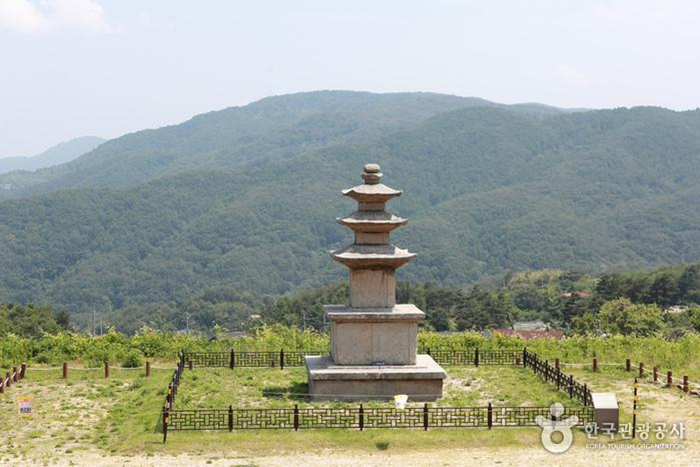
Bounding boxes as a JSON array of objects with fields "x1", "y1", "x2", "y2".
[
  {"x1": 667, "y1": 371, "x2": 673, "y2": 387},
  {"x1": 188, "y1": 360, "x2": 193, "y2": 371},
  {"x1": 145, "y1": 361, "x2": 151, "y2": 377},
  {"x1": 487, "y1": 403, "x2": 493, "y2": 429},
  {"x1": 639, "y1": 362, "x2": 644, "y2": 378},
  {"x1": 557, "y1": 367, "x2": 561, "y2": 389},
  {"x1": 569, "y1": 374, "x2": 573, "y2": 398},
  {"x1": 359, "y1": 404, "x2": 364, "y2": 431},
  {"x1": 162, "y1": 407, "x2": 168, "y2": 443},
  {"x1": 21, "y1": 363, "x2": 26, "y2": 379},
  {"x1": 523, "y1": 348, "x2": 527, "y2": 367},
  {"x1": 104, "y1": 361, "x2": 110, "y2": 378},
  {"x1": 229, "y1": 405, "x2": 234, "y2": 432},
  {"x1": 583, "y1": 383, "x2": 588, "y2": 405},
  {"x1": 427, "y1": 348, "x2": 431, "y2": 357},
  {"x1": 6, "y1": 371, "x2": 11, "y2": 388},
  {"x1": 423, "y1": 403, "x2": 429, "y2": 431},
  {"x1": 683, "y1": 376, "x2": 689, "y2": 393},
  {"x1": 293, "y1": 404, "x2": 299, "y2": 431},
  {"x1": 280, "y1": 349, "x2": 285, "y2": 370},
  {"x1": 626, "y1": 359, "x2": 631, "y2": 372},
  {"x1": 632, "y1": 378, "x2": 638, "y2": 438},
  {"x1": 12, "y1": 367, "x2": 18, "y2": 382},
  {"x1": 230, "y1": 350, "x2": 235, "y2": 369},
  {"x1": 475, "y1": 348, "x2": 479, "y2": 367},
  {"x1": 593, "y1": 358, "x2": 598, "y2": 372},
  {"x1": 63, "y1": 362, "x2": 68, "y2": 379},
  {"x1": 0, "y1": 378, "x2": 3, "y2": 394},
  {"x1": 555, "y1": 358, "x2": 560, "y2": 369}
]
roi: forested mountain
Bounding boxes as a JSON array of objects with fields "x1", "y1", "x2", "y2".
[
  {"x1": 1, "y1": 91, "x2": 700, "y2": 318},
  {"x1": 0, "y1": 92, "x2": 536, "y2": 201},
  {"x1": 0, "y1": 136, "x2": 105, "y2": 175}
]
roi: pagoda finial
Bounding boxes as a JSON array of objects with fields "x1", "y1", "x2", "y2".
[{"x1": 362, "y1": 163, "x2": 382, "y2": 185}]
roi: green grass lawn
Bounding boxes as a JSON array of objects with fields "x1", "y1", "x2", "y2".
[{"x1": 175, "y1": 365, "x2": 577, "y2": 409}]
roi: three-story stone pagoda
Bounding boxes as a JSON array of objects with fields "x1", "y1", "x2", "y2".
[{"x1": 305, "y1": 164, "x2": 446, "y2": 401}]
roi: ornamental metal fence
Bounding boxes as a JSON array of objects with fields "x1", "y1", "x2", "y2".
[
  {"x1": 165, "y1": 404, "x2": 594, "y2": 433},
  {"x1": 181, "y1": 349, "x2": 523, "y2": 369},
  {"x1": 523, "y1": 349, "x2": 592, "y2": 406},
  {"x1": 183, "y1": 350, "x2": 328, "y2": 369},
  {"x1": 161, "y1": 348, "x2": 596, "y2": 441}
]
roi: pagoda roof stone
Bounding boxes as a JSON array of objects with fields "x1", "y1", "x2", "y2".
[
  {"x1": 341, "y1": 183, "x2": 401, "y2": 203},
  {"x1": 330, "y1": 244, "x2": 416, "y2": 269},
  {"x1": 337, "y1": 211, "x2": 408, "y2": 232}
]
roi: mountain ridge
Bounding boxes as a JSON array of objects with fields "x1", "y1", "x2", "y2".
[
  {"x1": 1, "y1": 93, "x2": 699, "y2": 316},
  {"x1": 0, "y1": 136, "x2": 105, "y2": 175},
  {"x1": 0, "y1": 91, "x2": 574, "y2": 201}
]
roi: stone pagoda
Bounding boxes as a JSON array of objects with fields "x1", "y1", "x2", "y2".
[{"x1": 305, "y1": 164, "x2": 446, "y2": 401}]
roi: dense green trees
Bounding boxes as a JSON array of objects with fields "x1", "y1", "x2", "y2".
[
  {"x1": 5, "y1": 262, "x2": 700, "y2": 339},
  {"x1": 572, "y1": 299, "x2": 664, "y2": 337},
  {"x1": 595, "y1": 264, "x2": 700, "y2": 307},
  {"x1": 2, "y1": 93, "x2": 700, "y2": 317},
  {"x1": 0, "y1": 303, "x2": 69, "y2": 337}
]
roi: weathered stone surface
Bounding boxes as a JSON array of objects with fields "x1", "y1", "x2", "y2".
[
  {"x1": 354, "y1": 231, "x2": 390, "y2": 245},
  {"x1": 341, "y1": 183, "x2": 401, "y2": 203},
  {"x1": 364, "y1": 163, "x2": 381, "y2": 174},
  {"x1": 337, "y1": 210, "x2": 408, "y2": 233},
  {"x1": 306, "y1": 164, "x2": 447, "y2": 401},
  {"x1": 324, "y1": 304, "x2": 425, "y2": 320},
  {"x1": 331, "y1": 244, "x2": 416, "y2": 269},
  {"x1": 305, "y1": 354, "x2": 446, "y2": 401},
  {"x1": 348, "y1": 269, "x2": 396, "y2": 308},
  {"x1": 326, "y1": 305, "x2": 424, "y2": 367}
]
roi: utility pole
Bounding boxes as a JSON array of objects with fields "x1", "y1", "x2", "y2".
[{"x1": 93, "y1": 307, "x2": 96, "y2": 336}]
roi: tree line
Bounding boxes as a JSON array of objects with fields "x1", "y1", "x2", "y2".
[{"x1": 5, "y1": 262, "x2": 700, "y2": 340}]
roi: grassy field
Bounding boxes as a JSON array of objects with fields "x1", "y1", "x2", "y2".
[
  {"x1": 0, "y1": 363, "x2": 698, "y2": 465},
  {"x1": 175, "y1": 365, "x2": 575, "y2": 409}
]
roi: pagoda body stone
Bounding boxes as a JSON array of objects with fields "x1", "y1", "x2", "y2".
[{"x1": 305, "y1": 164, "x2": 446, "y2": 401}]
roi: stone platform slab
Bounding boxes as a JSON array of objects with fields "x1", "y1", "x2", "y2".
[{"x1": 305, "y1": 354, "x2": 446, "y2": 401}]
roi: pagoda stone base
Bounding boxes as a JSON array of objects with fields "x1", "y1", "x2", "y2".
[
  {"x1": 305, "y1": 355, "x2": 446, "y2": 402},
  {"x1": 326, "y1": 304, "x2": 424, "y2": 365}
]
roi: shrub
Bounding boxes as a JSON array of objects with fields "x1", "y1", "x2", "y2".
[{"x1": 121, "y1": 349, "x2": 145, "y2": 368}]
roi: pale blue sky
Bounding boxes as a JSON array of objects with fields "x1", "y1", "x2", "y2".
[{"x1": 1, "y1": 0, "x2": 699, "y2": 156}]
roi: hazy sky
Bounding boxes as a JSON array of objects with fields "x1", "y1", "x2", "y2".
[{"x1": 1, "y1": 0, "x2": 700, "y2": 156}]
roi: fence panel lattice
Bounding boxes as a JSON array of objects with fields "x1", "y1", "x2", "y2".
[
  {"x1": 185, "y1": 351, "x2": 329, "y2": 368},
  {"x1": 164, "y1": 348, "x2": 597, "y2": 436},
  {"x1": 167, "y1": 405, "x2": 593, "y2": 431}
]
